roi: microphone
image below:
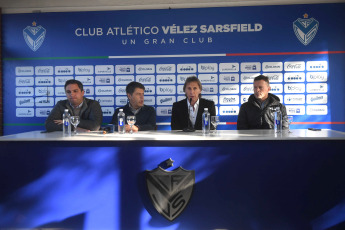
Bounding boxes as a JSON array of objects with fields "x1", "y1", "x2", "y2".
[{"x1": 183, "y1": 97, "x2": 195, "y2": 132}]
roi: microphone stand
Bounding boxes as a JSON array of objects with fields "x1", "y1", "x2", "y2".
[{"x1": 183, "y1": 98, "x2": 196, "y2": 132}]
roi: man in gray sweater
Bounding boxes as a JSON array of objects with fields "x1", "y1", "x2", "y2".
[{"x1": 45, "y1": 79, "x2": 103, "y2": 132}]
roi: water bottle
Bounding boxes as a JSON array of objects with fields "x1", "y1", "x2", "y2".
[
  {"x1": 63, "y1": 109, "x2": 71, "y2": 136},
  {"x1": 202, "y1": 108, "x2": 210, "y2": 134},
  {"x1": 274, "y1": 107, "x2": 282, "y2": 132},
  {"x1": 117, "y1": 109, "x2": 125, "y2": 134}
]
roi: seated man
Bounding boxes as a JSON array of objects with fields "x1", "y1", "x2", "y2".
[
  {"x1": 237, "y1": 74, "x2": 288, "y2": 130},
  {"x1": 110, "y1": 81, "x2": 156, "y2": 132},
  {"x1": 171, "y1": 76, "x2": 216, "y2": 130},
  {"x1": 45, "y1": 79, "x2": 103, "y2": 132}
]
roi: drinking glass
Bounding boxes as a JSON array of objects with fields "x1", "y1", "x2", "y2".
[
  {"x1": 288, "y1": 115, "x2": 293, "y2": 133},
  {"x1": 70, "y1": 116, "x2": 80, "y2": 135},
  {"x1": 211, "y1": 116, "x2": 219, "y2": 133},
  {"x1": 127, "y1": 116, "x2": 136, "y2": 134}
]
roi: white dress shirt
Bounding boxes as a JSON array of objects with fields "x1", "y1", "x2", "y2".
[{"x1": 187, "y1": 98, "x2": 199, "y2": 127}]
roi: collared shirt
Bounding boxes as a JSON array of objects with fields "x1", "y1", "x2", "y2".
[
  {"x1": 70, "y1": 100, "x2": 84, "y2": 116},
  {"x1": 260, "y1": 98, "x2": 268, "y2": 109},
  {"x1": 129, "y1": 103, "x2": 142, "y2": 115},
  {"x1": 187, "y1": 98, "x2": 199, "y2": 127}
]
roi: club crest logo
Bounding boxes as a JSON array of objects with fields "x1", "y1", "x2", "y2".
[
  {"x1": 23, "y1": 21, "x2": 46, "y2": 51},
  {"x1": 293, "y1": 14, "x2": 319, "y2": 46},
  {"x1": 146, "y1": 166, "x2": 195, "y2": 221}
]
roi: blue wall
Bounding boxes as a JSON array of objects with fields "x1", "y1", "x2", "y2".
[{"x1": 3, "y1": 3, "x2": 345, "y2": 134}]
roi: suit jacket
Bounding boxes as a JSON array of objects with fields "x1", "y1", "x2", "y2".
[
  {"x1": 110, "y1": 104, "x2": 156, "y2": 131},
  {"x1": 171, "y1": 98, "x2": 216, "y2": 130}
]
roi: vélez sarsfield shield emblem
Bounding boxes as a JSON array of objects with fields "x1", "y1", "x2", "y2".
[
  {"x1": 23, "y1": 22, "x2": 46, "y2": 51},
  {"x1": 293, "y1": 14, "x2": 319, "y2": 46},
  {"x1": 146, "y1": 166, "x2": 195, "y2": 221}
]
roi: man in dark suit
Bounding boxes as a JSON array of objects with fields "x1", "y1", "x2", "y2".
[
  {"x1": 171, "y1": 76, "x2": 216, "y2": 130},
  {"x1": 110, "y1": 81, "x2": 156, "y2": 132}
]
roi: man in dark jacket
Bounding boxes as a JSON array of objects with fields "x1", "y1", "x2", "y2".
[
  {"x1": 110, "y1": 81, "x2": 156, "y2": 132},
  {"x1": 45, "y1": 79, "x2": 103, "y2": 132},
  {"x1": 171, "y1": 76, "x2": 216, "y2": 130},
  {"x1": 237, "y1": 75, "x2": 288, "y2": 130}
]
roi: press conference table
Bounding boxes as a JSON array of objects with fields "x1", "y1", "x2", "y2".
[
  {"x1": 1, "y1": 129, "x2": 345, "y2": 230},
  {"x1": 1, "y1": 128, "x2": 345, "y2": 142}
]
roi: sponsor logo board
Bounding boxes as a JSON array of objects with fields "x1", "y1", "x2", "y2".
[
  {"x1": 157, "y1": 75, "x2": 176, "y2": 84},
  {"x1": 35, "y1": 77, "x2": 54, "y2": 86},
  {"x1": 219, "y1": 106, "x2": 239, "y2": 115},
  {"x1": 35, "y1": 66, "x2": 54, "y2": 75},
  {"x1": 220, "y1": 84, "x2": 239, "y2": 94},
  {"x1": 55, "y1": 66, "x2": 74, "y2": 75},
  {"x1": 115, "y1": 65, "x2": 135, "y2": 74},
  {"x1": 306, "y1": 83, "x2": 328, "y2": 93},
  {"x1": 177, "y1": 64, "x2": 197, "y2": 73},
  {"x1": 115, "y1": 75, "x2": 134, "y2": 85},
  {"x1": 16, "y1": 108, "x2": 34, "y2": 117},
  {"x1": 306, "y1": 61, "x2": 328, "y2": 71},
  {"x1": 219, "y1": 63, "x2": 239, "y2": 72},
  {"x1": 16, "y1": 66, "x2": 34, "y2": 76},
  {"x1": 137, "y1": 75, "x2": 155, "y2": 84},
  {"x1": 262, "y1": 62, "x2": 283, "y2": 72},
  {"x1": 36, "y1": 108, "x2": 52, "y2": 117},
  {"x1": 156, "y1": 85, "x2": 176, "y2": 95},
  {"x1": 144, "y1": 96, "x2": 156, "y2": 106},
  {"x1": 286, "y1": 105, "x2": 306, "y2": 115},
  {"x1": 240, "y1": 84, "x2": 253, "y2": 94},
  {"x1": 284, "y1": 72, "x2": 305, "y2": 82},
  {"x1": 102, "y1": 107, "x2": 115, "y2": 116},
  {"x1": 284, "y1": 61, "x2": 305, "y2": 71},
  {"x1": 202, "y1": 85, "x2": 218, "y2": 94},
  {"x1": 136, "y1": 64, "x2": 155, "y2": 74},
  {"x1": 35, "y1": 97, "x2": 54, "y2": 107},
  {"x1": 240, "y1": 62, "x2": 261, "y2": 72},
  {"x1": 75, "y1": 65, "x2": 94, "y2": 75},
  {"x1": 198, "y1": 63, "x2": 218, "y2": 73},
  {"x1": 83, "y1": 86, "x2": 95, "y2": 96},
  {"x1": 96, "y1": 86, "x2": 114, "y2": 95},
  {"x1": 284, "y1": 84, "x2": 305, "y2": 93},
  {"x1": 307, "y1": 105, "x2": 328, "y2": 115},
  {"x1": 307, "y1": 94, "x2": 328, "y2": 104},
  {"x1": 219, "y1": 74, "x2": 239, "y2": 83},
  {"x1": 16, "y1": 77, "x2": 34, "y2": 86},
  {"x1": 198, "y1": 74, "x2": 218, "y2": 83},
  {"x1": 35, "y1": 87, "x2": 54, "y2": 96},
  {"x1": 156, "y1": 64, "x2": 176, "y2": 73},
  {"x1": 284, "y1": 94, "x2": 305, "y2": 104},
  {"x1": 241, "y1": 73, "x2": 259, "y2": 83},
  {"x1": 96, "y1": 97, "x2": 115, "y2": 106},
  {"x1": 156, "y1": 107, "x2": 173, "y2": 116},
  {"x1": 157, "y1": 96, "x2": 176, "y2": 105},
  {"x1": 16, "y1": 97, "x2": 34, "y2": 107},
  {"x1": 219, "y1": 95, "x2": 239, "y2": 105},
  {"x1": 306, "y1": 72, "x2": 327, "y2": 82},
  {"x1": 75, "y1": 76, "x2": 94, "y2": 85},
  {"x1": 95, "y1": 65, "x2": 114, "y2": 74},
  {"x1": 55, "y1": 76, "x2": 73, "y2": 85},
  {"x1": 263, "y1": 73, "x2": 283, "y2": 83}
]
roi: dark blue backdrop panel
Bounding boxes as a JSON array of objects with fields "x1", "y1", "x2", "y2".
[
  {"x1": 0, "y1": 140, "x2": 345, "y2": 230},
  {"x1": 3, "y1": 3, "x2": 345, "y2": 134}
]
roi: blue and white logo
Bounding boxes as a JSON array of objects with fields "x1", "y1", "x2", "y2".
[
  {"x1": 293, "y1": 14, "x2": 319, "y2": 46},
  {"x1": 23, "y1": 22, "x2": 46, "y2": 51}
]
